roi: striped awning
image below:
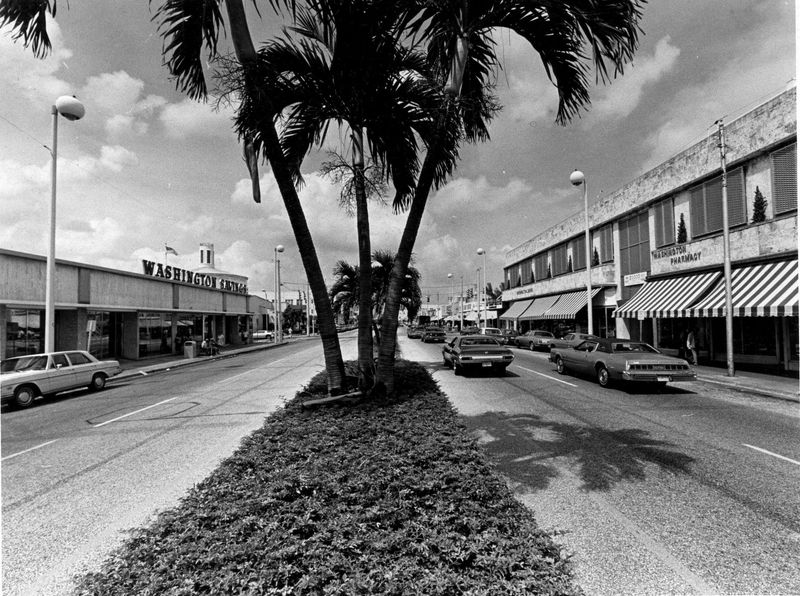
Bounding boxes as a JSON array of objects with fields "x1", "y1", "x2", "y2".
[
  {"x1": 540, "y1": 288, "x2": 602, "y2": 320},
  {"x1": 687, "y1": 259, "x2": 798, "y2": 317},
  {"x1": 500, "y1": 299, "x2": 533, "y2": 320},
  {"x1": 614, "y1": 271, "x2": 721, "y2": 319},
  {"x1": 518, "y1": 295, "x2": 560, "y2": 320}
]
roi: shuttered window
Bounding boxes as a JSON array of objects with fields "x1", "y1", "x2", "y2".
[
  {"x1": 772, "y1": 143, "x2": 797, "y2": 215},
  {"x1": 521, "y1": 257, "x2": 533, "y2": 285},
  {"x1": 619, "y1": 212, "x2": 650, "y2": 276},
  {"x1": 653, "y1": 198, "x2": 675, "y2": 248},
  {"x1": 534, "y1": 253, "x2": 549, "y2": 280},
  {"x1": 596, "y1": 224, "x2": 614, "y2": 263},
  {"x1": 571, "y1": 235, "x2": 586, "y2": 270},
  {"x1": 552, "y1": 243, "x2": 569, "y2": 276},
  {"x1": 689, "y1": 168, "x2": 745, "y2": 237}
]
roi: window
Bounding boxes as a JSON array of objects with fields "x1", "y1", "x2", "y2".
[
  {"x1": 534, "y1": 253, "x2": 549, "y2": 280},
  {"x1": 690, "y1": 168, "x2": 745, "y2": 237},
  {"x1": 520, "y1": 258, "x2": 533, "y2": 285},
  {"x1": 571, "y1": 235, "x2": 586, "y2": 270},
  {"x1": 654, "y1": 198, "x2": 675, "y2": 248},
  {"x1": 619, "y1": 212, "x2": 650, "y2": 276},
  {"x1": 67, "y1": 352, "x2": 92, "y2": 365},
  {"x1": 5, "y1": 309, "x2": 43, "y2": 358},
  {"x1": 593, "y1": 224, "x2": 614, "y2": 263},
  {"x1": 52, "y1": 354, "x2": 70, "y2": 368},
  {"x1": 552, "y1": 243, "x2": 569, "y2": 276},
  {"x1": 772, "y1": 143, "x2": 797, "y2": 215}
]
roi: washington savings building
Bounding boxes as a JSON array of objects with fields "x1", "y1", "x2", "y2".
[
  {"x1": 501, "y1": 87, "x2": 797, "y2": 374},
  {"x1": 1, "y1": 243, "x2": 259, "y2": 361}
]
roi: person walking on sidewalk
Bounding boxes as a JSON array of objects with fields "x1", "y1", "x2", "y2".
[{"x1": 686, "y1": 328, "x2": 697, "y2": 365}]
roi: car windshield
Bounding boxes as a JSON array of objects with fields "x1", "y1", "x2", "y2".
[
  {"x1": 484, "y1": 329, "x2": 501, "y2": 335},
  {"x1": 1, "y1": 355, "x2": 49, "y2": 373},
  {"x1": 462, "y1": 338, "x2": 500, "y2": 346},
  {"x1": 611, "y1": 342, "x2": 659, "y2": 354}
]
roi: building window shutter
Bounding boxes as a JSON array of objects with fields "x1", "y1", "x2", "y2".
[
  {"x1": 727, "y1": 168, "x2": 746, "y2": 227},
  {"x1": 654, "y1": 199, "x2": 674, "y2": 248},
  {"x1": 572, "y1": 235, "x2": 586, "y2": 270},
  {"x1": 772, "y1": 143, "x2": 797, "y2": 215}
]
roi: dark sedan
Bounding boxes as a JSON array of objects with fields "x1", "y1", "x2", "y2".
[
  {"x1": 421, "y1": 327, "x2": 447, "y2": 343},
  {"x1": 442, "y1": 335, "x2": 515, "y2": 375},
  {"x1": 514, "y1": 329, "x2": 554, "y2": 351},
  {"x1": 407, "y1": 325, "x2": 423, "y2": 339},
  {"x1": 498, "y1": 329, "x2": 519, "y2": 345},
  {"x1": 549, "y1": 338, "x2": 696, "y2": 388}
]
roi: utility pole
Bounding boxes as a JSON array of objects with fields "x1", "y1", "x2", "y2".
[{"x1": 717, "y1": 119, "x2": 735, "y2": 377}]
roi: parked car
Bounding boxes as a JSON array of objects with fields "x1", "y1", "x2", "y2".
[
  {"x1": 477, "y1": 327, "x2": 503, "y2": 339},
  {"x1": 549, "y1": 332, "x2": 599, "y2": 350},
  {"x1": 549, "y1": 338, "x2": 696, "y2": 388},
  {"x1": 252, "y1": 330, "x2": 274, "y2": 340},
  {"x1": 1, "y1": 350, "x2": 122, "y2": 408},
  {"x1": 407, "y1": 325, "x2": 423, "y2": 339},
  {"x1": 514, "y1": 329, "x2": 555, "y2": 351},
  {"x1": 498, "y1": 329, "x2": 520, "y2": 345},
  {"x1": 442, "y1": 335, "x2": 515, "y2": 375},
  {"x1": 460, "y1": 325, "x2": 479, "y2": 335},
  {"x1": 421, "y1": 327, "x2": 447, "y2": 343}
]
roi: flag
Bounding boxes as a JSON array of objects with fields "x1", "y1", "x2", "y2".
[{"x1": 165, "y1": 245, "x2": 178, "y2": 256}]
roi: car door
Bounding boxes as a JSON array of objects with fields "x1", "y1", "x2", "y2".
[
  {"x1": 47, "y1": 353, "x2": 76, "y2": 394},
  {"x1": 66, "y1": 351, "x2": 95, "y2": 388},
  {"x1": 563, "y1": 341, "x2": 588, "y2": 370},
  {"x1": 574, "y1": 340, "x2": 600, "y2": 374},
  {"x1": 443, "y1": 338, "x2": 457, "y2": 363}
]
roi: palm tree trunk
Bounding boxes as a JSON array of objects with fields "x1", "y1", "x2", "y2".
[
  {"x1": 226, "y1": 0, "x2": 346, "y2": 394},
  {"x1": 352, "y1": 128, "x2": 374, "y2": 390}
]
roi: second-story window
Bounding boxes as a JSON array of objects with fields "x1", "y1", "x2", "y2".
[
  {"x1": 654, "y1": 198, "x2": 675, "y2": 248},
  {"x1": 534, "y1": 253, "x2": 548, "y2": 280},
  {"x1": 619, "y1": 211, "x2": 650, "y2": 276},
  {"x1": 521, "y1": 257, "x2": 533, "y2": 285},
  {"x1": 571, "y1": 235, "x2": 586, "y2": 270},
  {"x1": 690, "y1": 167, "x2": 745, "y2": 237},
  {"x1": 552, "y1": 243, "x2": 569, "y2": 276},
  {"x1": 772, "y1": 143, "x2": 797, "y2": 215},
  {"x1": 594, "y1": 224, "x2": 614, "y2": 263}
]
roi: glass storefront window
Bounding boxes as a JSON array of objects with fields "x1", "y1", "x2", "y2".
[
  {"x1": 5, "y1": 309, "x2": 43, "y2": 358},
  {"x1": 138, "y1": 312, "x2": 174, "y2": 357}
]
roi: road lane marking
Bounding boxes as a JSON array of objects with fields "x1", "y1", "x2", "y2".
[
  {"x1": 92, "y1": 396, "x2": 180, "y2": 427},
  {"x1": 514, "y1": 365, "x2": 578, "y2": 387},
  {"x1": 742, "y1": 444, "x2": 800, "y2": 466},
  {"x1": 2, "y1": 439, "x2": 58, "y2": 461}
]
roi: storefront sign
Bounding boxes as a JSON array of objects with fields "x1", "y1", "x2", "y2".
[
  {"x1": 652, "y1": 245, "x2": 702, "y2": 266},
  {"x1": 142, "y1": 260, "x2": 248, "y2": 295},
  {"x1": 623, "y1": 271, "x2": 647, "y2": 287}
]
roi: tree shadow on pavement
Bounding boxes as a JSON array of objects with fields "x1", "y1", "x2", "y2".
[{"x1": 462, "y1": 412, "x2": 695, "y2": 493}]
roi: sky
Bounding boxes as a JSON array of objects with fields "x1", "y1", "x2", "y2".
[{"x1": 0, "y1": 1, "x2": 796, "y2": 304}]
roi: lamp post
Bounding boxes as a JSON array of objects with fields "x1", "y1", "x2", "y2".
[
  {"x1": 447, "y1": 273, "x2": 454, "y2": 327},
  {"x1": 459, "y1": 275, "x2": 464, "y2": 331},
  {"x1": 477, "y1": 248, "x2": 487, "y2": 328},
  {"x1": 716, "y1": 120, "x2": 735, "y2": 377},
  {"x1": 570, "y1": 170, "x2": 594, "y2": 335},
  {"x1": 45, "y1": 96, "x2": 85, "y2": 353},
  {"x1": 274, "y1": 245, "x2": 284, "y2": 343}
]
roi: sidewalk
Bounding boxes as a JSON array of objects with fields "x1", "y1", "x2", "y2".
[{"x1": 112, "y1": 338, "x2": 800, "y2": 404}]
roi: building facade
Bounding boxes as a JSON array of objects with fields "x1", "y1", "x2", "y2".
[
  {"x1": 1, "y1": 246, "x2": 257, "y2": 361},
  {"x1": 502, "y1": 87, "x2": 797, "y2": 373}
]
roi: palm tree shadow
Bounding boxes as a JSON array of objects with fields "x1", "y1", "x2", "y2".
[{"x1": 462, "y1": 412, "x2": 694, "y2": 493}]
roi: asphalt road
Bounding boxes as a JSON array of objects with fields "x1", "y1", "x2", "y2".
[
  {"x1": 1, "y1": 339, "x2": 335, "y2": 596},
  {"x1": 401, "y1": 333, "x2": 800, "y2": 595}
]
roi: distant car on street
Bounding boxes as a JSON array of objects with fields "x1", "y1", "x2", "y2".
[
  {"x1": 407, "y1": 326, "x2": 423, "y2": 339},
  {"x1": 420, "y1": 327, "x2": 447, "y2": 343},
  {"x1": 549, "y1": 338, "x2": 696, "y2": 388},
  {"x1": 477, "y1": 327, "x2": 503, "y2": 339},
  {"x1": 460, "y1": 325, "x2": 479, "y2": 335},
  {"x1": 1, "y1": 350, "x2": 121, "y2": 408},
  {"x1": 514, "y1": 329, "x2": 555, "y2": 351},
  {"x1": 442, "y1": 335, "x2": 514, "y2": 376},
  {"x1": 252, "y1": 330, "x2": 274, "y2": 340},
  {"x1": 497, "y1": 329, "x2": 520, "y2": 345},
  {"x1": 549, "y1": 332, "x2": 599, "y2": 350}
]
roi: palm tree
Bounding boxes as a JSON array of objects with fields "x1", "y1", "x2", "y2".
[
  {"x1": 2, "y1": 1, "x2": 349, "y2": 395},
  {"x1": 375, "y1": 0, "x2": 646, "y2": 395},
  {"x1": 329, "y1": 260, "x2": 358, "y2": 325},
  {"x1": 240, "y1": 0, "x2": 438, "y2": 390}
]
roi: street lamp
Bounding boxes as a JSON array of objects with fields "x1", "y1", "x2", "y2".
[
  {"x1": 274, "y1": 245, "x2": 284, "y2": 343},
  {"x1": 570, "y1": 170, "x2": 594, "y2": 335},
  {"x1": 477, "y1": 248, "x2": 487, "y2": 328},
  {"x1": 45, "y1": 96, "x2": 86, "y2": 353},
  {"x1": 261, "y1": 289, "x2": 269, "y2": 336},
  {"x1": 447, "y1": 273, "x2": 454, "y2": 326}
]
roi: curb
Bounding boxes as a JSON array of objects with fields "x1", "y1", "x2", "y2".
[{"x1": 695, "y1": 374, "x2": 800, "y2": 404}]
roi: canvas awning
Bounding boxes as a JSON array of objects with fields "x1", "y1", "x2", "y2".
[
  {"x1": 518, "y1": 295, "x2": 560, "y2": 320},
  {"x1": 499, "y1": 299, "x2": 533, "y2": 320},
  {"x1": 687, "y1": 259, "x2": 798, "y2": 317},
  {"x1": 613, "y1": 271, "x2": 721, "y2": 319},
  {"x1": 539, "y1": 288, "x2": 602, "y2": 320}
]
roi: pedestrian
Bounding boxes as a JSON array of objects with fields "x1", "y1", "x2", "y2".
[
  {"x1": 678, "y1": 329, "x2": 687, "y2": 360},
  {"x1": 686, "y1": 328, "x2": 697, "y2": 365}
]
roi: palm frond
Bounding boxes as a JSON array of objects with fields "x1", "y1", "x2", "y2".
[{"x1": 0, "y1": 0, "x2": 56, "y2": 58}]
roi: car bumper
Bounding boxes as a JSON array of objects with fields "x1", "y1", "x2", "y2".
[{"x1": 622, "y1": 371, "x2": 697, "y2": 383}]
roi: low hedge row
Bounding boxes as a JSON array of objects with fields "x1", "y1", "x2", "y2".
[{"x1": 74, "y1": 361, "x2": 580, "y2": 595}]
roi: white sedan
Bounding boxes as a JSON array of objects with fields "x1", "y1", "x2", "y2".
[{"x1": 1, "y1": 351, "x2": 121, "y2": 409}]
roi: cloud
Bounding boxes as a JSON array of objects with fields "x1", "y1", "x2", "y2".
[
  {"x1": 590, "y1": 36, "x2": 680, "y2": 119},
  {"x1": 160, "y1": 99, "x2": 236, "y2": 138},
  {"x1": 99, "y1": 145, "x2": 139, "y2": 171},
  {"x1": 429, "y1": 176, "x2": 534, "y2": 216}
]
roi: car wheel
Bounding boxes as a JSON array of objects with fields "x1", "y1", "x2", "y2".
[
  {"x1": 90, "y1": 373, "x2": 107, "y2": 391},
  {"x1": 596, "y1": 365, "x2": 610, "y2": 388},
  {"x1": 555, "y1": 357, "x2": 565, "y2": 375},
  {"x1": 14, "y1": 385, "x2": 37, "y2": 408},
  {"x1": 454, "y1": 362, "x2": 462, "y2": 376}
]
